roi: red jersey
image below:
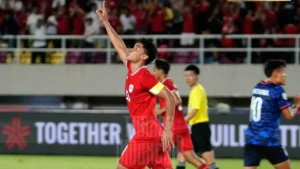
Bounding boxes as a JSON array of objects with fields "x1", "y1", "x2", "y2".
[
  {"x1": 243, "y1": 15, "x2": 253, "y2": 34},
  {"x1": 183, "y1": 12, "x2": 195, "y2": 33},
  {"x1": 159, "y1": 78, "x2": 189, "y2": 134},
  {"x1": 125, "y1": 61, "x2": 164, "y2": 141}
]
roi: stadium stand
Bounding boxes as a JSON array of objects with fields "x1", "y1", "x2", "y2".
[{"x1": 0, "y1": 0, "x2": 299, "y2": 64}]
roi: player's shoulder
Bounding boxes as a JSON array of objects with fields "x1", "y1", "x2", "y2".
[
  {"x1": 273, "y1": 85, "x2": 285, "y2": 94},
  {"x1": 140, "y1": 67, "x2": 152, "y2": 76},
  {"x1": 191, "y1": 84, "x2": 204, "y2": 94},
  {"x1": 254, "y1": 81, "x2": 285, "y2": 97},
  {"x1": 195, "y1": 84, "x2": 205, "y2": 91},
  {"x1": 163, "y1": 78, "x2": 174, "y2": 85},
  {"x1": 255, "y1": 81, "x2": 283, "y2": 90},
  {"x1": 131, "y1": 65, "x2": 149, "y2": 77},
  {"x1": 163, "y1": 78, "x2": 177, "y2": 90},
  {"x1": 138, "y1": 68, "x2": 158, "y2": 82}
]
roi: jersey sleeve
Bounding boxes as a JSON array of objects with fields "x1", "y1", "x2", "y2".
[
  {"x1": 189, "y1": 87, "x2": 202, "y2": 110},
  {"x1": 140, "y1": 71, "x2": 164, "y2": 96},
  {"x1": 275, "y1": 87, "x2": 291, "y2": 110}
]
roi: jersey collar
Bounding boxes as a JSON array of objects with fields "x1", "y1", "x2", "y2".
[
  {"x1": 131, "y1": 66, "x2": 147, "y2": 76},
  {"x1": 260, "y1": 80, "x2": 274, "y2": 84}
]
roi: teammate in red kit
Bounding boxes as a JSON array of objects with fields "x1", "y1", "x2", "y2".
[
  {"x1": 96, "y1": 2, "x2": 176, "y2": 169},
  {"x1": 153, "y1": 59, "x2": 209, "y2": 169}
]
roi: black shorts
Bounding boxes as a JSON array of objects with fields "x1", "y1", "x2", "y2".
[
  {"x1": 191, "y1": 122, "x2": 212, "y2": 153},
  {"x1": 243, "y1": 144, "x2": 289, "y2": 167}
]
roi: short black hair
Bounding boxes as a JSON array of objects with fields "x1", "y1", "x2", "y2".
[
  {"x1": 185, "y1": 64, "x2": 200, "y2": 75},
  {"x1": 264, "y1": 60, "x2": 286, "y2": 77},
  {"x1": 138, "y1": 38, "x2": 157, "y2": 65},
  {"x1": 154, "y1": 59, "x2": 170, "y2": 74}
]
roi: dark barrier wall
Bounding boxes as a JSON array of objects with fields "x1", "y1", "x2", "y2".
[{"x1": 0, "y1": 112, "x2": 300, "y2": 158}]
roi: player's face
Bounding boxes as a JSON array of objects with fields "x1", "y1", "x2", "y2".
[
  {"x1": 127, "y1": 43, "x2": 148, "y2": 63},
  {"x1": 153, "y1": 65, "x2": 162, "y2": 79},
  {"x1": 275, "y1": 67, "x2": 287, "y2": 85},
  {"x1": 184, "y1": 71, "x2": 198, "y2": 87}
]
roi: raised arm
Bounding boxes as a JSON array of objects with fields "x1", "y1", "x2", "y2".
[{"x1": 96, "y1": 1, "x2": 128, "y2": 64}]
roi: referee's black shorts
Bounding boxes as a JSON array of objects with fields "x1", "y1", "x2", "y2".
[{"x1": 191, "y1": 122, "x2": 212, "y2": 153}]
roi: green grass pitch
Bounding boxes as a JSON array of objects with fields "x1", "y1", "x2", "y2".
[{"x1": 0, "y1": 155, "x2": 299, "y2": 169}]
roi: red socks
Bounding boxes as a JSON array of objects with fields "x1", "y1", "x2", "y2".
[{"x1": 198, "y1": 164, "x2": 209, "y2": 169}]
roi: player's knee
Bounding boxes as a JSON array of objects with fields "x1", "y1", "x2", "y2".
[{"x1": 274, "y1": 160, "x2": 291, "y2": 169}]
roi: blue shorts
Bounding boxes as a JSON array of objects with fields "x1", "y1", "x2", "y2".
[{"x1": 243, "y1": 144, "x2": 289, "y2": 167}]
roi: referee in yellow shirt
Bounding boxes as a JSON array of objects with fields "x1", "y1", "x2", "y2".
[{"x1": 184, "y1": 65, "x2": 219, "y2": 169}]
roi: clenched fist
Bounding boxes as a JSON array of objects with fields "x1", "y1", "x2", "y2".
[{"x1": 294, "y1": 94, "x2": 300, "y2": 105}]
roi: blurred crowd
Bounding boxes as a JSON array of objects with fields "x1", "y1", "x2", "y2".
[{"x1": 0, "y1": 0, "x2": 299, "y2": 64}]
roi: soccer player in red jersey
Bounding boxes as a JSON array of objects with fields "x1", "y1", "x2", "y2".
[
  {"x1": 97, "y1": 2, "x2": 176, "y2": 169},
  {"x1": 153, "y1": 59, "x2": 209, "y2": 169}
]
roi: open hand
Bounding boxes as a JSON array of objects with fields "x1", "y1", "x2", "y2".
[
  {"x1": 96, "y1": 1, "x2": 107, "y2": 22},
  {"x1": 161, "y1": 129, "x2": 174, "y2": 151}
]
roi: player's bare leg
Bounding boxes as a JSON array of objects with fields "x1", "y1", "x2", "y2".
[
  {"x1": 182, "y1": 150, "x2": 208, "y2": 169},
  {"x1": 244, "y1": 167, "x2": 257, "y2": 169},
  {"x1": 202, "y1": 150, "x2": 215, "y2": 164},
  {"x1": 176, "y1": 152, "x2": 186, "y2": 169},
  {"x1": 177, "y1": 152, "x2": 185, "y2": 163},
  {"x1": 202, "y1": 150, "x2": 218, "y2": 169},
  {"x1": 273, "y1": 160, "x2": 291, "y2": 169}
]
